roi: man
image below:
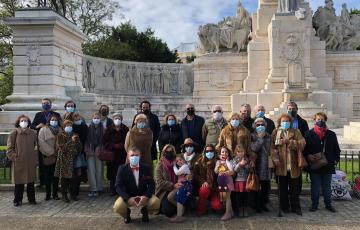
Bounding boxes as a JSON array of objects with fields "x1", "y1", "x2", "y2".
[
  {"x1": 202, "y1": 105, "x2": 227, "y2": 146},
  {"x1": 181, "y1": 104, "x2": 205, "y2": 152},
  {"x1": 240, "y1": 104, "x2": 254, "y2": 132},
  {"x1": 99, "y1": 104, "x2": 113, "y2": 129},
  {"x1": 113, "y1": 147, "x2": 160, "y2": 224},
  {"x1": 132, "y1": 101, "x2": 160, "y2": 160},
  {"x1": 287, "y1": 101, "x2": 309, "y2": 137},
  {"x1": 31, "y1": 98, "x2": 60, "y2": 188},
  {"x1": 254, "y1": 104, "x2": 276, "y2": 135}
]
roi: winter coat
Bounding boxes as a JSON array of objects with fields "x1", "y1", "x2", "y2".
[
  {"x1": 181, "y1": 115, "x2": 205, "y2": 152},
  {"x1": 202, "y1": 118, "x2": 227, "y2": 146},
  {"x1": 251, "y1": 132, "x2": 271, "y2": 181},
  {"x1": 124, "y1": 127, "x2": 153, "y2": 168},
  {"x1": 158, "y1": 124, "x2": 183, "y2": 153},
  {"x1": 271, "y1": 128, "x2": 306, "y2": 178},
  {"x1": 6, "y1": 128, "x2": 37, "y2": 184},
  {"x1": 54, "y1": 132, "x2": 82, "y2": 179},
  {"x1": 303, "y1": 129, "x2": 341, "y2": 175},
  {"x1": 264, "y1": 117, "x2": 276, "y2": 136},
  {"x1": 216, "y1": 124, "x2": 251, "y2": 157},
  {"x1": 38, "y1": 126, "x2": 62, "y2": 166},
  {"x1": 242, "y1": 117, "x2": 255, "y2": 132},
  {"x1": 193, "y1": 156, "x2": 218, "y2": 192},
  {"x1": 31, "y1": 111, "x2": 61, "y2": 132},
  {"x1": 102, "y1": 124, "x2": 129, "y2": 166},
  {"x1": 155, "y1": 161, "x2": 176, "y2": 201},
  {"x1": 293, "y1": 115, "x2": 309, "y2": 137}
]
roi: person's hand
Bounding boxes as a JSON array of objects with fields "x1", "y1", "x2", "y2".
[
  {"x1": 202, "y1": 182, "x2": 209, "y2": 188},
  {"x1": 36, "y1": 123, "x2": 45, "y2": 129},
  {"x1": 174, "y1": 183, "x2": 183, "y2": 189},
  {"x1": 307, "y1": 154, "x2": 316, "y2": 161},
  {"x1": 72, "y1": 134, "x2": 79, "y2": 142},
  {"x1": 138, "y1": 196, "x2": 149, "y2": 207},
  {"x1": 249, "y1": 161, "x2": 255, "y2": 168},
  {"x1": 127, "y1": 197, "x2": 137, "y2": 207}
]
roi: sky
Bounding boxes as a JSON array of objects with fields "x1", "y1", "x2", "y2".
[{"x1": 112, "y1": 0, "x2": 360, "y2": 49}]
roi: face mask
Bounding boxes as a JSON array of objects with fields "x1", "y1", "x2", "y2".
[
  {"x1": 129, "y1": 155, "x2": 140, "y2": 166},
  {"x1": 66, "y1": 107, "x2": 75, "y2": 113},
  {"x1": 101, "y1": 110, "x2": 109, "y2": 116},
  {"x1": 315, "y1": 120, "x2": 326, "y2": 128},
  {"x1": 50, "y1": 120, "x2": 58, "y2": 127},
  {"x1": 92, "y1": 118, "x2": 101, "y2": 125},
  {"x1": 213, "y1": 112, "x2": 222, "y2": 121},
  {"x1": 165, "y1": 153, "x2": 175, "y2": 161},
  {"x1": 230, "y1": 119, "x2": 240, "y2": 128},
  {"x1": 187, "y1": 109, "x2": 195, "y2": 116},
  {"x1": 256, "y1": 125, "x2": 266, "y2": 133},
  {"x1": 137, "y1": 122, "x2": 146, "y2": 129},
  {"x1": 205, "y1": 151, "x2": 214, "y2": 160},
  {"x1": 288, "y1": 110, "x2": 297, "y2": 118},
  {"x1": 281, "y1": 121, "x2": 291, "y2": 130},
  {"x1": 19, "y1": 121, "x2": 28, "y2": 129},
  {"x1": 64, "y1": 126, "x2": 73, "y2": 133},
  {"x1": 167, "y1": 119, "x2": 176, "y2": 126},
  {"x1": 114, "y1": 119, "x2": 122, "y2": 126},
  {"x1": 42, "y1": 104, "x2": 51, "y2": 111},
  {"x1": 256, "y1": 111, "x2": 265, "y2": 118},
  {"x1": 74, "y1": 120, "x2": 82, "y2": 125},
  {"x1": 142, "y1": 109, "x2": 150, "y2": 115},
  {"x1": 185, "y1": 146, "x2": 194, "y2": 153}
]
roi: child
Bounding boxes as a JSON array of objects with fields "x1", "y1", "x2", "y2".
[
  {"x1": 214, "y1": 146, "x2": 234, "y2": 221},
  {"x1": 231, "y1": 145, "x2": 250, "y2": 217},
  {"x1": 169, "y1": 155, "x2": 192, "y2": 223}
]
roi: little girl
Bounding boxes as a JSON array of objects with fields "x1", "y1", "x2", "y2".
[
  {"x1": 231, "y1": 144, "x2": 250, "y2": 217},
  {"x1": 214, "y1": 146, "x2": 234, "y2": 221},
  {"x1": 169, "y1": 155, "x2": 192, "y2": 223}
]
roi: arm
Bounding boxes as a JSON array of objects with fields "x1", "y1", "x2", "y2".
[
  {"x1": 216, "y1": 129, "x2": 225, "y2": 151},
  {"x1": 193, "y1": 162, "x2": 205, "y2": 186},
  {"x1": 124, "y1": 132, "x2": 130, "y2": 153},
  {"x1": 214, "y1": 160, "x2": 220, "y2": 174},
  {"x1": 153, "y1": 115, "x2": 161, "y2": 141},
  {"x1": 202, "y1": 123, "x2": 208, "y2": 143},
  {"x1": 6, "y1": 130, "x2": 17, "y2": 161},
  {"x1": 251, "y1": 135, "x2": 264, "y2": 152},
  {"x1": 154, "y1": 162, "x2": 174, "y2": 191},
  {"x1": 115, "y1": 166, "x2": 130, "y2": 201},
  {"x1": 38, "y1": 128, "x2": 51, "y2": 156},
  {"x1": 271, "y1": 129, "x2": 280, "y2": 165},
  {"x1": 332, "y1": 133, "x2": 341, "y2": 163},
  {"x1": 144, "y1": 166, "x2": 156, "y2": 199}
]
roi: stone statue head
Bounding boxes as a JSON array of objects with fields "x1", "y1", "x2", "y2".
[
  {"x1": 325, "y1": 0, "x2": 334, "y2": 9},
  {"x1": 342, "y1": 3, "x2": 347, "y2": 9}
]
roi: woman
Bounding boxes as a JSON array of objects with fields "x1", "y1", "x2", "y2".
[
  {"x1": 85, "y1": 112, "x2": 104, "y2": 197},
  {"x1": 155, "y1": 144, "x2": 178, "y2": 217},
  {"x1": 271, "y1": 113, "x2": 306, "y2": 215},
  {"x1": 103, "y1": 113, "x2": 129, "y2": 196},
  {"x1": 158, "y1": 114, "x2": 183, "y2": 154},
  {"x1": 38, "y1": 114, "x2": 62, "y2": 201},
  {"x1": 192, "y1": 144, "x2": 222, "y2": 216},
  {"x1": 99, "y1": 104, "x2": 113, "y2": 129},
  {"x1": 217, "y1": 113, "x2": 251, "y2": 156},
  {"x1": 125, "y1": 114, "x2": 153, "y2": 168},
  {"x1": 6, "y1": 115, "x2": 37, "y2": 206},
  {"x1": 251, "y1": 117, "x2": 271, "y2": 212},
  {"x1": 304, "y1": 112, "x2": 340, "y2": 213},
  {"x1": 181, "y1": 138, "x2": 200, "y2": 170},
  {"x1": 63, "y1": 100, "x2": 77, "y2": 121},
  {"x1": 55, "y1": 120, "x2": 82, "y2": 203}
]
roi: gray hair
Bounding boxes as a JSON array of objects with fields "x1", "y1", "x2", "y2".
[
  {"x1": 254, "y1": 104, "x2": 265, "y2": 112},
  {"x1": 211, "y1": 105, "x2": 223, "y2": 112},
  {"x1": 252, "y1": 117, "x2": 267, "y2": 129}
]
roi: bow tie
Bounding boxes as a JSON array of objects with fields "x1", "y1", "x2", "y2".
[{"x1": 131, "y1": 167, "x2": 139, "y2": 172}]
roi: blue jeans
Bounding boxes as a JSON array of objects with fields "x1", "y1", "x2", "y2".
[{"x1": 310, "y1": 173, "x2": 332, "y2": 208}]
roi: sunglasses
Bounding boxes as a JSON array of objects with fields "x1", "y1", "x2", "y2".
[
  {"x1": 255, "y1": 124, "x2": 265, "y2": 127},
  {"x1": 213, "y1": 110, "x2": 222, "y2": 113}
]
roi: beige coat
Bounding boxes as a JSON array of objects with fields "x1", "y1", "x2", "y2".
[
  {"x1": 125, "y1": 127, "x2": 153, "y2": 168},
  {"x1": 38, "y1": 126, "x2": 62, "y2": 165},
  {"x1": 6, "y1": 128, "x2": 37, "y2": 184},
  {"x1": 271, "y1": 128, "x2": 306, "y2": 178},
  {"x1": 154, "y1": 161, "x2": 175, "y2": 201}
]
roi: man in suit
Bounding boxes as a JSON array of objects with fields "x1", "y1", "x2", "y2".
[{"x1": 113, "y1": 147, "x2": 160, "y2": 224}]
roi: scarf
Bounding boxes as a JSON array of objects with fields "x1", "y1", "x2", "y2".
[
  {"x1": 88, "y1": 123, "x2": 103, "y2": 151},
  {"x1": 49, "y1": 125, "x2": 59, "y2": 135},
  {"x1": 314, "y1": 125, "x2": 327, "y2": 140},
  {"x1": 161, "y1": 157, "x2": 177, "y2": 184},
  {"x1": 184, "y1": 152, "x2": 195, "y2": 163}
]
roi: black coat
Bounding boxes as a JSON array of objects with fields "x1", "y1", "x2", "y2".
[
  {"x1": 181, "y1": 115, "x2": 205, "y2": 151},
  {"x1": 31, "y1": 110, "x2": 61, "y2": 132},
  {"x1": 243, "y1": 117, "x2": 255, "y2": 132},
  {"x1": 115, "y1": 163, "x2": 155, "y2": 202},
  {"x1": 303, "y1": 129, "x2": 341, "y2": 174},
  {"x1": 264, "y1": 117, "x2": 276, "y2": 136},
  {"x1": 158, "y1": 124, "x2": 183, "y2": 153},
  {"x1": 294, "y1": 115, "x2": 309, "y2": 137},
  {"x1": 133, "y1": 112, "x2": 161, "y2": 161},
  {"x1": 103, "y1": 117, "x2": 114, "y2": 128}
]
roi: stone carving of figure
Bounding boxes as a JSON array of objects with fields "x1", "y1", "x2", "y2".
[
  {"x1": 340, "y1": 3, "x2": 351, "y2": 26},
  {"x1": 83, "y1": 60, "x2": 95, "y2": 92},
  {"x1": 162, "y1": 66, "x2": 172, "y2": 94},
  {"x1": 38, "y1": 0, "x2": 66, "y2": 16},
  {"x1": 278, "y1": 0, "x2": 299, "y2": 13}
]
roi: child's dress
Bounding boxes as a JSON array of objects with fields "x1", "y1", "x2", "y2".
[
  {"x1": 215, "y1": 159, "x2": 234, "y2": 202},
  {"x1": 231, "y1": 156, "x2": 249, "y2": 192},
  {"x1": 173, "y1": 164, "x2": 193, "y2": 205}
]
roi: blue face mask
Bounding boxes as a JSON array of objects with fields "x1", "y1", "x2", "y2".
[
  {"x1": 256, "y1": 111, "x2": 265, "y2": 118},
  {"x1": 256, "y1": 125, "x2": 266, "y2": 133},
  {"x1": 281, "y1": 121, "x2": 291, "y2": 130},
  {"x1": 185, "y1": 146, "x2": 194, "y2": 153},
  {"x1": 42, "y1": 103, "x2": 51, "y2": 111},
  {"x1": 205, "y1": 151, "x2": 214, "y2": 160},
  {"x1": 230, "y1": 119, "x2": 240, "y2": 128},
  {"x1": 92, "y1": 118, "x2": 101, "y2": 125},
  {"x1": 64, "y1": 126, "x2": 73, "y2": 133},
  {"x1": 66, "y1": 107, "x2": 75, "y2": 113},
  {"x1": 129, "y1": 155, "x2": 140, "y2": 166},
  {"x1": 137, "y1": 122, "x2": 146, "y2": 129},
  {"x1": 167, "y1": 119, "x2": 176, "y2": 126},
  {"x1": 74, "y1": 120, "x2": 82, "y2": 125}
]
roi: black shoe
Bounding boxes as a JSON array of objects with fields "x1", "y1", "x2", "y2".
[
  {"x1": 309, "y1": 206, "x2": 318, "y2": 212},
  {"x1": 141, "y1": 208, "x2": 149, "y2": 223},
  {"x1": 45, "y1": 194, "x2": 51, "y2": 201},
  {"x1": 291, "y1": 209, "x2": 302, "y2": 216},
  {"x1": 62, "y1": 194, "x2": 70, "y2": 203},
  {"x1": 53, "y1": 195, "x2": 60, "y2": 200},
  {"x1": 29, "y1": 200, "x2": 37, "y2": 205},
  {"x1": 71, "y1": 196, "x2": 79, "y2": 201},
  {"x1": 261, "y1": 206, "x2": 270, "y2": 212},
  {"x1": 325, "y1": 205, "x2": 336, "y2": 213},
  {"x1": 256, "y1": 208, "x2": 262, "y2": 213},
  {"x1": 281, "y1": 208, "x2": 290, "y2": 214},
  {"x1": 124, "y1": 208, "x2": 131, "y2": 224},
  {"x1": 13, "y1": 201, "x2": 22, "y2": 207}
]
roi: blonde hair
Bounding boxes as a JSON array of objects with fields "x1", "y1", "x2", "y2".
[{"x1": 134, "y1": 114, "x2": 148, "y2": 124}]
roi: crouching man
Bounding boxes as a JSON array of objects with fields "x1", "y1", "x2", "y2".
[{"x1": 113, "y1": 147, "x2": 160, "y2": 223}]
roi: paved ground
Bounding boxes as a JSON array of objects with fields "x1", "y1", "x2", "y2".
[{"x1": 0, "y1": 191, "x2": 359, "y2": 230}]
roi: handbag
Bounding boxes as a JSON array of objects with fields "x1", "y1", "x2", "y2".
[
  {"x1": 246, "y1": 169, "x2": 260, "y2": 191},
  {"x1": 95, "y1": 146, "x2": 114, "y2": 162},
  {"x1": 309, "y1": 140, "x2": 328, "y2": 170},
  {"x1": 298, "y1": 150, "x2": 308, "y2": 168},
  {"x1": 74, "y1": 154, "x2": 87, "y2": 168}
]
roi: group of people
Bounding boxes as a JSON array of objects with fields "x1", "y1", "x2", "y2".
[{"x1": 6, "y1": 99, "x2": 341, "y2": 224}]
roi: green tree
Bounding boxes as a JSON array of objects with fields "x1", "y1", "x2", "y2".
[
  {"x1": 84, "y1": 22, "x2": 178, "y2": 63},
  {"x1": 350, "y1": 9, "x2": 360, "y2": 16},
  {"x1": 186, "y1": 55, "x2": 196, "y2": 63}
]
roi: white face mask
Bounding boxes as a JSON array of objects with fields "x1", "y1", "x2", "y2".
[
  {"x1": 114, "y1": 119, "x2": 122, "y2": 126},
  {"x1": 19, "y1": 121, "x2": 28, "y2": 129},
  {"x1": 213, "y1": 112, "x2": 223, "y2": 121},
  {"x1": 184, "y1": 153, "x2": 195, "y2": 162},
  {"x1": 92, "y1": 118, "x2": 101, "y2": 125}
]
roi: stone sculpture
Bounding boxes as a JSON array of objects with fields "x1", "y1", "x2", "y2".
[
  {"x1": 313, "y1": 0, "x2": 360, "y2": 50},
  {"x1": 198, "y1": 1, "x2": 251, "y2": 54},
  {"x1": 38, "y1": 0, "x2": 66, "y2": 16},
  {"x1": 278, "y1": 0, "x2": 299, "y2": 13}
]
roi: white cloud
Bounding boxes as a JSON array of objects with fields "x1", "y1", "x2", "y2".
[{"x1": 112, "y1": 0, "x2": 359, "y2": 49}]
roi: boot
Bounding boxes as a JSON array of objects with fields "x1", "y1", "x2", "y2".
[
  {"x1": 124, "y1": 208, "x2": 131, "y2": 224},
  {"x1": 141, "y1": 207, "x2": 149, "y2": 223}
]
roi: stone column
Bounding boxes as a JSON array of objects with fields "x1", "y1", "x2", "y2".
[{"x1": 0, "y1": 8, "x2": 86, "y2": 131}]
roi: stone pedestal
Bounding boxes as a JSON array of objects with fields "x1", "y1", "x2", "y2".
[{"x1": 344, "y1": 122, "x2": 360, "y2": 141}]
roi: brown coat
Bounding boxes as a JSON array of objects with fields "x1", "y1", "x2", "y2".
[
  {"x1": 6, "y1": 128, "x2": 37, "y2": 184},
  {"x1": 154, "y1": 161, "x2": 175, "y2": 201},
  {"x1": 38, "y1": 126, "x2": 62, "y2": 166},
  {"x1": 271, "y1": 128, "x2": 306, "y2": 178},
  {"x1": 193, "y1": 156, "x2": 217, "y2": 191},
  {"x1": 124, "y1": 127, "x2": 153, "y2": 168}
]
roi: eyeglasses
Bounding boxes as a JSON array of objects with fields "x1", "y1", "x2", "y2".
[
  {"x1": 213, "y1": 110, "x2": 222, "y2": 113},
  {"x1": 255, "y1": 124, "x2": 264, "y2": 127}
]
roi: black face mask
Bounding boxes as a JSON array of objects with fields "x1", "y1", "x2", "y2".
[
  {"x1": 288, "y1": 110, "x2": 297, "y2": 118},
  {"x1": 143, "y1": 109, "x2": 150, "y2": 115},
  {"x1": 164, "y1": 153, "x2": 175, "y2": 161},
  {"x1": 187, "y1": 109, "x2": 195, "y2": 116},
  {"x1": 315, "y1": 120, "x2": 326, "y2": 128},
  {"x1": 101, "y1": 110, "x2": 109, "y2": 116}
]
